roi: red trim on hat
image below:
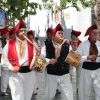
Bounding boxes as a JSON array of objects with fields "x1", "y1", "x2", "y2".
[
  {"x1": 9, "y1": 28, "x2": 14, "y2": 35},
  {"x1": 0, "y1": 26, "x2": 8, "y2": 34},
  {"x1": 27, "y1": 30, "x2": 34, "y2": 35},
  {"x1": 52, "y1": 24, "x2": 62, "y2": 36},
  {"x1": 46, "y1": 28, "x2": 53, "y2": 33},
  {"x1": 72, "y1": 30, "x2": 81, "y2": 36},
  {"x1": 14, "y1": 19, "x2": 25, "y2": 33},
  {"x1": 84, "y1": 24, "x2": 97, "y2": 37}
]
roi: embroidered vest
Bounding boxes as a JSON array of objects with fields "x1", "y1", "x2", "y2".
[{"x1": 46, "y1": 42, "x2": 69, "y2": 75}]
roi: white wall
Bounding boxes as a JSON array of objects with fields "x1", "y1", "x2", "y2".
[
  {"x1": 26, "y1": 0, "x2": 92, "y2": 43},
  {"x1": 77, "y1": 5, "x2": 91, "y2": 41},
  {"x1": 26, "y1": 0, "x2": 53, "y2": 43},
  {"x1": 62, "y1": 6, "x2": 91, "y2": 41},
  {"x1": 63, "y1": 7, "x2": 77, "y2": 40}
]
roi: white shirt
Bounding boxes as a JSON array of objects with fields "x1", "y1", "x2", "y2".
[
  {"x1": 0, "y1": 40, "x2": 2, "y2": 54},
  {"x1": 1, "y1": 39, "x2": 36, "y2": 70},
  {"x1": 77, "y1": 40, "x2": 100, "y2": 63},
  {"x1": 41, "y1": 40, "x2": 71, "y2": 65}
]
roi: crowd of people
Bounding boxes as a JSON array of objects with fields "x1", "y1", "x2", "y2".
[{"x1": 0, "y1": 19, "x2": 100, "y2": 100}]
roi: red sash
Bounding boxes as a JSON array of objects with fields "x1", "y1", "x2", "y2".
[
  {"x1": 70, "y1": 39, "x2": 82, "y2": 47},
  {"x1": 0, "y1": 54, "x2": 2, "y2": 59},
  {"x1": 8, "y1": 38, "x2": 34, "y2": 68}
]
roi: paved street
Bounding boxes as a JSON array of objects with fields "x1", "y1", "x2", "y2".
[{"x1": 0, "y1": 68, "x2": 95, "y2": 100}]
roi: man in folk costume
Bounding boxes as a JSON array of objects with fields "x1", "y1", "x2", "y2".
[
  {"x1": 41, "y1": 24, "x2": 73, "y2": 100},
  {"x1": 1, "y1": 19, "x2": 40, "y2": 100},
  {"x1": 76, "y1": 24, "x2": 100, "y2": 100},
  {"x1": 27, "y1": 30, "x2": 34, "y2": 39},
  {"x1": 0, "y1": 26, "x2": 9, "y2": 96},
  {"x1": 9, "y1": 28, "x2": 16, "y2": 39},
  {"x1": 43, "y1": 27, "x2": 61, "y2": 94},
  {"x1": 27, "y1": 30, "x2": 38, "y2": 95},
  {"x1": 69, "y1": 30, "x2": 82, "y2": 90},
  {"x1": 44, "y1": 28, "x2": 53, "y2": 45}
]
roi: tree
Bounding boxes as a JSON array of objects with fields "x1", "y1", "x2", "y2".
[
  {"x1": 42, "y1": 0, "x2": 95, "y2": 24},
  {"x1": 0, "y1": 0, "x2": 42, "y2": 27}
]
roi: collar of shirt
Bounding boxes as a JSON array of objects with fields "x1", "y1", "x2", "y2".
[{"x1": 52, "y1": 40, "x2": 65, "y2": 48}]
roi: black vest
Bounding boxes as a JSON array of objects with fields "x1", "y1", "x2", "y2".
[
  {"x1": 44, "y1": 39, "x2": 52, "y2": 45},
  {"x1": 46, "y1": 42, "x2": 69, "y2": 75}
]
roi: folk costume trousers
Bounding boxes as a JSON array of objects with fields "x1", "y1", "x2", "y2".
[
  {"x1": 43, "y1": 73, "x2": 73, "y2": 100},
  {"x1": 9, "y1": 71, "x2": 35, "y2": 100},
  {"x1": 78, "y1": 68, "x2": 100, "y2": 100},
  {"x1": 1, "y1": 65, "x2": 9, "y2": 92}
]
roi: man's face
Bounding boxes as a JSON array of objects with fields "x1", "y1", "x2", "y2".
[
  {"x1": 28, "y1": 34, "x2": 34, "y2": 39},
  {"x1": 17, "y1": 28, "x2": 27, "y2": 40},
  {"x1": 71, "y1": 34, "x2": 77, "y2": 40},
  {"x1": 53, "y1": 31, "x2": 64, "y2": 43},
  {"x1": 89, "y1": 29, "x2": 99, "y2": 42},
  {"x1": 47, "y1": 32, "x2": 52, "y2": 40}
]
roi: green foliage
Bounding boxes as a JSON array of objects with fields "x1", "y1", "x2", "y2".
[
  {"x1": 43, "y1": 0, "x2": 95, "y2": 11},
  {"x1": 0, "y1": 0, "x2": 42, "y2": 27}
]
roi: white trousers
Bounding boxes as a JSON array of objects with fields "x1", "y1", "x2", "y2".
[
  {"x1": 76, "y1": 63, "x2": 82, "y2": 88},
  {"x1": 69, "y1": 63, "x2": 82, "y2": 89},
  {"x1": 9, "y1": 71, "x2": 35, "y2": 100},
  {"x1": 78, "y1": 68, "x2": 100, "y2": 100},
  {"x1": 1, "y1": 66, "x2": 9, "y2": 92},
  {"x1": 43, "y1": 73, "x2": 73, "y2": 100},
  {"x1": 69, "y1": 65, "x2": 75, "y2": 81},
  {"x1": 33, "y1": 71, "x2": 38, "y2": 91}
]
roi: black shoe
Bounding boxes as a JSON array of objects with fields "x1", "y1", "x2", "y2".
[{"x1": 1, "y1": 92, "x2": 9, "y2": 96}]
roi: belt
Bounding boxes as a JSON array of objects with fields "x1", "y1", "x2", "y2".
[
  {"x1": 19, "y1": 66, "x2": 32, "y2": 73},
  {"x1": 82, "y1": 62, "x2": 100, "y2": 70}
]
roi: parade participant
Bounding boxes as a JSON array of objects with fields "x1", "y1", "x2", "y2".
[
  {"x1": 43, "y1": 27, "x2": 61, "y2": 94},
  {"x1": 77, "y1": 24, "x2": 100, "y2": 100},
  {"x1": 1, "y1": 19, "x2": 40, "y2": 100},
  {"x1": 27, "y1": 30, "x2": 38, "y2": 95},
  {"x1": 27, "y1": 30, "x2": 34, "y2": 39},
  {"x1": 70, "y1": 30, "x2": 81, "y2": 47},
  {"x1": 69, "y1": 30, "x2": 82, "y2": 90},
  {"x1": 9, "y1": 28, "x2": 16, "y2": 39},
  {"x1": 0, "y1": 26, "x2": 9, "y2": 96},
  {"x1": 44, "y1": 28, "x2": 53, "y2": 45},
  {"x1": 41, "y1": 24, "x2": 73, "y2": 100}
]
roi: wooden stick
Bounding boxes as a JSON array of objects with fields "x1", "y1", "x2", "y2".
[
  {"x1": 60, "y1": 38, "x2": 77, "y2": 43},
  {"x1": 20, "y1": 59, "x2": 28, "y2": 67},
  {"x1": 23, "y1": 35, "x2": 38, "y2": 50},
  {"x1": 60, "y1": 38, "x2": 70, "y2": 42}
]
